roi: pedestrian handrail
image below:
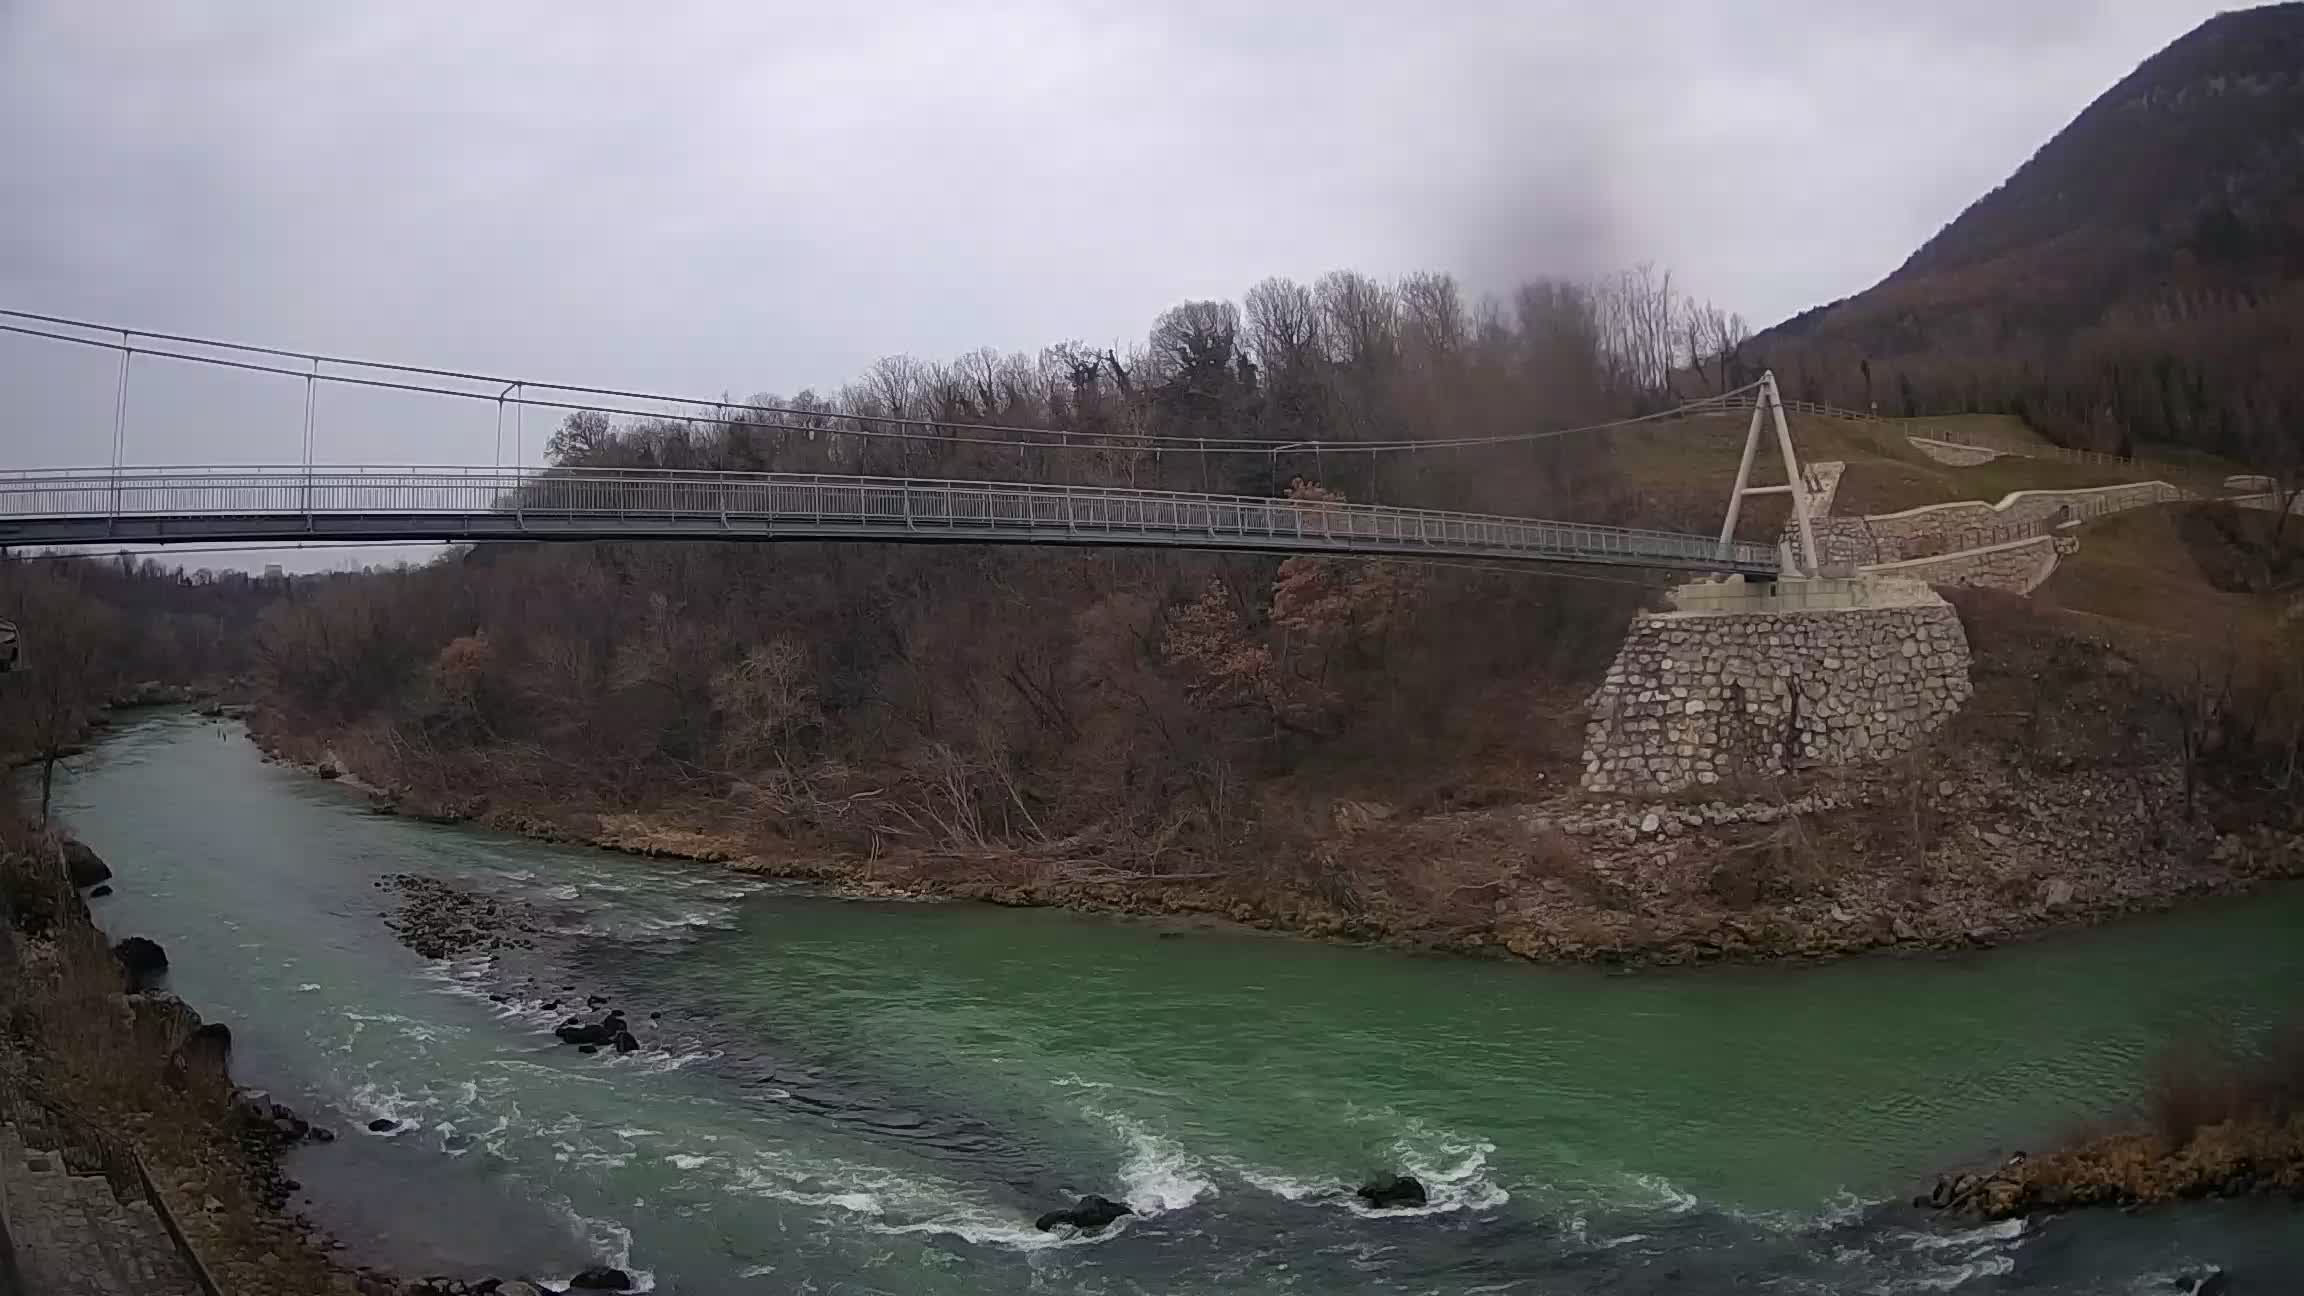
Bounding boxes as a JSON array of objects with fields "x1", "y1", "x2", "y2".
[{"x1": 0, "y1": 465, "x2": 1783, "y2": 575}]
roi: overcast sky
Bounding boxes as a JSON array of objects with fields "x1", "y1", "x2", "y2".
[{"x1": 0, "y1": 0, "x2": 2236, "y2": 566}]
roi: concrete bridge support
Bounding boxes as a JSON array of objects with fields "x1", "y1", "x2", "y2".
[{"x1": 1580, "y1": 577, "x2": 1973, "y2": 795}]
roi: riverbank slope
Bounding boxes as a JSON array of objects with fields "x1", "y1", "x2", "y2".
[{"x1": 251, "y1": 584, "x2": 2304, "y2": 967}]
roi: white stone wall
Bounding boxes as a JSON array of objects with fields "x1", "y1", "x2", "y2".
[
  {"x1": 1802, "y1": 461, "x2": 1846, "y2": 516},
  {"x1": 1581, "y1": 594, "x2": 1973, "y2": 795},
  {"x1": 1862, "y1": 481, "x2": 2188, "y2": 557},
  {"x1": 1808, "y1": 516, "x2": 1882, "y2": 566},
  {"x1": 1907, "y1": 437, "x2": 2007, "y2": 466},
  {"x1": 1771, "y1": 462, "x2": 1859, "y2": 568},
  {"x1": 1859, "y1": 535, "x2": 2062, "y2": 596},
  {"x1": 2231, "y1": 490, "x2": 2303, "y2": 516}
]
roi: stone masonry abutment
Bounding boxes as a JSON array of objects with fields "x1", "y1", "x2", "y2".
[{"x1": 1581, "y1": 578, "x2": 1973, "y2": 795}]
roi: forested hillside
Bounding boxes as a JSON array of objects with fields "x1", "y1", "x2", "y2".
[
  {"x1": 1751, "y1": 3, "x2": 2304, "y2": 466},
  {"x1": 0, "y1": 557, "x2": 269, "y2": 812}
]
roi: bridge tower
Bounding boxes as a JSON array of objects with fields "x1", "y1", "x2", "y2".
[{"x1": 1715, "y1": 370, "x2": 1820, "y2": 577}]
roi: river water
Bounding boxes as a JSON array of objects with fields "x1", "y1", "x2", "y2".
[{"x1": 51, "y1": 713, "x2": 2304, "y2": 1292}]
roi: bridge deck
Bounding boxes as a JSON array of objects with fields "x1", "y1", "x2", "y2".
[{"x1": 0, "y1": 467, "x2": 1779, "y2": 575}]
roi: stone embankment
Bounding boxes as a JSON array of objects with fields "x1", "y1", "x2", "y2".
[
  {"x1": 0, "y1": 1121, "x2": 201, "y2": 1295},
  {"x1": 1786, "y1": 453, "x2": 2198, "y2": 594},
  {"x1": 1861, "y1": 534, "x2": 2075, "y2": 596},
  {"x1": 1582, "y1": 580, "x2": 1972, "y2": 794},
  {"x1": 1860, "y1": 481, "x2": 2189, "y2": 559}
]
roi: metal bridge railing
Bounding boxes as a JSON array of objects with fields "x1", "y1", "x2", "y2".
[{"x1": 0, "y1": 466, "x2": 1783, "y2": 573}]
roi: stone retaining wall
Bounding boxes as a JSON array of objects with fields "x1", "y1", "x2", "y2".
[
  {"x1": 1776, "y1": 463, "x2": 1850, "y2": 566},
  {"x1": 1581, "y1": 587, "x2": 1973, "y2": 795},
  {"x1": 1862, "y1": 481, "x2": 2187, "y2": 558},
  {"x1": 1803, "y1": 461, "x2": 1845, "y2": 516},
  {"x1": 1859, "y1": 535, "x2": 2064, "y2": 596},
  {"x1": 1807, "y1": 516, "x2": 1880, "y2": 567},
  {"x1": 2232, "y1": 490, "x2": 2303, "y2": 515}
]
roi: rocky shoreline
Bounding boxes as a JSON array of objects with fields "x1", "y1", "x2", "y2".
[
  {"x1": 35, "y1": 713, "x2": 2298, "y2": 1289},
  {"x1": 7, "y1": 833, "x2": 632, "y2": 1296},
  {"x1": 254, "y1": 720, "x2": 2304, "y2": 972},
  {"x1": 1917, "y1": 1116, "x2": 2304, "y2": 1225}
]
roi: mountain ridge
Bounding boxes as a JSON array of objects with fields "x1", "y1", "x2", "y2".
[{"x1": 1750, "y1": 3, "x2": 2304, "y2": 464}]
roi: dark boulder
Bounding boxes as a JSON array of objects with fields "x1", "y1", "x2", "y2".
[
  {"x1": 113, "y1": 936, "x2": 169, "y2": 991},
  {"x1": 555, "y1": 1022, "x2": 613, "y2": 1047},
  {"x1": 1355, "y1": 1173, "x2": 1428, "y2": 1210},
  {"x1": 317, "y1": 762, "x2": 342, "y2": 780},
  {"x1": 568, "y1": 1266, "x2": 632, "y2": 1290},
  {"x1": 89, "y1": 885, "x2": 113, "y2": 898},
  {"x1": 176, "y1": 1022, "x2": 232, "y2": 1089},
  {"x1": 62, "y1": 839, "x2": 111, "y2": 888},
  {"x1": 232, "y1": 1090, "x2": 274, "y2": 1129},
  {"x1": 367, "y1": 1118, "x2": 399, "y2": 1133},
  {"x1": 612, "y1": 1031, "x2": 639, "y2": 1054},
  {"x1": 1034, "y1": 1194, "x2": 1134, "y2": 1233}
]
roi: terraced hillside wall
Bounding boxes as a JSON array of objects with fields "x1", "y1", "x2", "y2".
[
  {"x1": 1862, "y1": 482, "x2": 2188, "y2": 560},
  {"x1": 1860, "y1": 535, "x2": 2072, "y2": 596}
]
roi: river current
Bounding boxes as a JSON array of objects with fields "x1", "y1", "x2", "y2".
[{"x1": 54, "y1": 713, "x2": 2304, "y2": 1292}]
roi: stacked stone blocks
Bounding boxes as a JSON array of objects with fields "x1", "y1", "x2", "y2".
[{"x1": 1581, "y1": 594, "x2": 1973, "y2": 795}]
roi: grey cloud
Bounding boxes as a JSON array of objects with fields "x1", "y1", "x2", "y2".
[{"x1": 0, "y1": 0, "x2": 2237, "y2": 568}]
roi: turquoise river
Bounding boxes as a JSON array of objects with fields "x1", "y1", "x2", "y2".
[{"x1": 54, "y1": 713, "x2": 2304, "y2": 1292}]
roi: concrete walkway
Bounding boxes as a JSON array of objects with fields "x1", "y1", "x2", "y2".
[{"x1": 0, "y1": 1122, "x2": 200, "y2": 1296}]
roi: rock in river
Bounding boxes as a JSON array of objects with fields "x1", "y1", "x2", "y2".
[
  {"x1": 1356, "y1": 1173, "x2": 1429, "y2": 1210},
  {"x1": 1034, "y1": 1194, "x2": 1134, "y2": 1233},
  {"x1": 555, "y1": 1021, "x2": 614, "y2": 1047},
  {"x1": 112, "y1": 936, "x2": 169, "y2": 991},
  {"x1": 62, "y1": 838, "x2": 111, "y2": 887},
  {"x1": 568, "y1": 1266, "x2": 633, "y2": 1290},
  {"x1": 382, "y1": 872, "x2": 540, "y2": 960}
]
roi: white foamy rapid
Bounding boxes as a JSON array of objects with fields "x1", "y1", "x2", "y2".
[
  {"x1": 1221, "y1": 1111, "x2": 1510, "y2": 1220},
  {"x1": 1080, "y1": 1110, "x2": 1209, "y2": 1216},
  {"x1": 1842, "y1": 1217, "x2": 2029, "y2": 1294},
  {"x1": 546, "y1": 1204, "x2": 657, "y2": 1293}
]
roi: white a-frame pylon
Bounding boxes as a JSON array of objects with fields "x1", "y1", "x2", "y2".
[{"x1": 1715, "y1": 370, "x2": 1819, "y2": 577}]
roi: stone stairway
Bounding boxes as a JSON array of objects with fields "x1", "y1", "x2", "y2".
[{"x1": 1, "y1": 1121, "x2": 202, "y2": 1296}]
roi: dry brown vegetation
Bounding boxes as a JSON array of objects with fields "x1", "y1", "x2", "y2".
[
  {"x1": 250, "y1": 264, "x2": 1770, "y2": 905},
  {"x1": 1944, "y1": 1021, "x2": 2304, "y2": 1219}
]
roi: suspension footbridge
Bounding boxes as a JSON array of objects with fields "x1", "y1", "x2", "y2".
[{"x1": 0, "y1": 311, "x2": 1814, "y2": 577}]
